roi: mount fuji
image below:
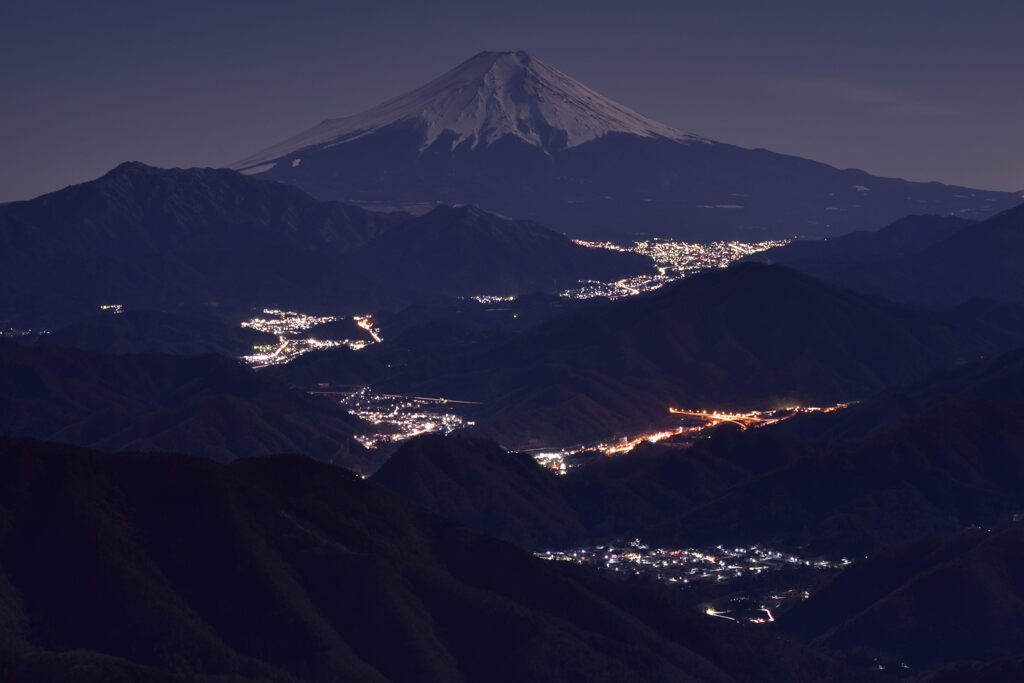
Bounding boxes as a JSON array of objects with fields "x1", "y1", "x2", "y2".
[{"x1": 235, "y1": 51, "x2": 1018, "y2": 241}]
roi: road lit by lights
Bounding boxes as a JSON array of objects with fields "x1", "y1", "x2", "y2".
[
  {"x1": 667, "y1": 403, "x2": 851, "y2": 429},
  {"x1": 705, "y1": 607, "x2": 737, "y2": 622},
  {"x1": 529, "y1": 402, "x2": 852, "y2": 474},
  {"x1": 240, "y1": 309, "x2": 383, "y2": 368},
  {"x1": 537, "y1": 539, "x2": 851, "y2": 625},
  {"x1": 354, "y1": 314, "x2": 383, "y2": 343}
]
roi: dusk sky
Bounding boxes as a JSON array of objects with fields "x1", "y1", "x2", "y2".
[{"x1": 2, "y1": 0, "x2": 1022, "y2": 202}]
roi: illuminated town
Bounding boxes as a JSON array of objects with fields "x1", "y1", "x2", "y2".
[
  {"x1": 327, "y1": 387, "x2": 478, "y2": 449},
  {"x1": 468, "y1": 294, "x2": 518, "y2": 305},
  {"x1": 240, "y1": 309, "x2": 382, "y2": 368},
  {"x1": 354, "y1": 314, "x2": 383, "y2": 343},
  {"x1": 537, "y1": 539, "x2": 851, "y2": 625},
  {"x1": 0, "y1": 327, "x2": 49, "y2": 339},
  {"x1": 529, "y1": 403, "x2": 851, "y2": 473},
  {"x1": 559, "y1": 238, "x2": 789, "y2": 300}
]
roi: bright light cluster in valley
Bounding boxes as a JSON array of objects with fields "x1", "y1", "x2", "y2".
[
  {"x1": 529, "y1": 403, "x2": 851, "y2": 474},
  {"x1": 0, "y1": 327, "x2": 50, "y2": 339},
  {"x1": 327, "y1": 387, "x2": 478, "y2": 450},
  {"x1": 468, "y1": 294, "x2": 518, "y2": 305},
  {"x1": 240, "y1": 309, "x2": 382, "y2": 368},
  {"x1": 537, "y1": 539, "x2": 852, "y2": 625},
  {"x1": 559, "y1": 238, "x2": 789, "y2": 300}
]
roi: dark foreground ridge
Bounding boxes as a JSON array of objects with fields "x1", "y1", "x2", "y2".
[
  {"x1": 0, "y1": 438, "x2": 862, "y2": 683},
  {"x1": 781, "y1": 520, "x2": 1024, "y2": 673},
  {"x1": 0, "y1": 340, "x2": 372, "y2": 470}
]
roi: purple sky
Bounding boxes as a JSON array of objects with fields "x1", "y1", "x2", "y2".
[{"x1": 2, "y1": 0, "x2": 1022, "y2": 202}]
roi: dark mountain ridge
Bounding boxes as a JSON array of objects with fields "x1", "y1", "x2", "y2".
[
  {"x1": 0, "y1": 162, "x2": 647, "y2": 327},
  {"x1": 779, "y1": 519, "x2": 1024, "y2": 673},
  {"x1": 0, "y1": 162, "x2": 402, "y2": 324},
  {"x1": 0, "y1": 438, "x2": 861, "y2": 683},
  {"x1": 2, "y1": 161, "x2": 397, "y2": 254},
  {"x1": 346, "y1": 204, "x2": 651, "y2": 298},
  {"x1": 751, "y1": 214, "x2": 974, "y2": 272},
  {"x1": 351, "y1": 263, "x2": 1024, "y2": 447},
  {"x1": 38, "y1": 308, "x2": 275, "y2": 356},
  {"x1": 375, "y1": 346, "x2": 1024, "y2": 554},
  {"x1": 752, "y1": 203, "x2": 1024, "y2": 307},
  {"x1": 0, "y1": 340, "x2": 372, "y2": 470}
]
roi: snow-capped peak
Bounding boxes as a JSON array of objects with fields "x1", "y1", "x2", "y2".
[{"x1": 234, "y1": 51, "x2": 703, "y2": 171}]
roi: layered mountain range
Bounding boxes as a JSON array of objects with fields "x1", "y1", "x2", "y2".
[
  {"x1": 373, "y1": 345, "x2": 1024, "y2": 556},
  {"x1": 0, "y1": 437, "x2": 861, "y2": 683},
  {"x1": 0, "y1": 340, "x2": 374, "y2": 470},
  {"x1": 236, "y1": 51, "x2": 1019, "y2": 241},
  {"x1": 5, "y1": 30, "x2": 1024, "y2": 683},
  {"x1": 0, "y1": 162, "x2": 647, "y2": 326},
  {"x1": 752, "y1": 202, "x2": 1024, "y2": 307},
  {"x1": 275, "y1": 262, "x2": 1024, "y2": 448},
  {"x1": 366, "y1": 343, "x2": 1024, "y2": 677}
]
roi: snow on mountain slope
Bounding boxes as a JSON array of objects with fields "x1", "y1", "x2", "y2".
[
  {"x1": 235, "y1": 51, "x2": 703, "y2": 171},
  {"x1": 232, "y1": 51, "x2": 1018, "y2": 241}
]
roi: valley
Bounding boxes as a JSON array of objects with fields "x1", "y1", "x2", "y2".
[{"x1": 528, "y1": 402, "x2": 852, "y2": 474}]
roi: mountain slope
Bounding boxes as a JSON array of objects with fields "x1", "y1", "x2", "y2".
[
  {"x1": 368, "y1": 263, "x2": 1013, "y2": 447},
  {"x1": 237, "y1": 50, "x2": 695, "y2": 165},
  {"x1": 656, "y1": 346, "x2": 1024, "y2": 553},
  {"x1": 0, "y1": 162, "x2": 403, "y2": 325},
  {"x1": 344, "y1": 204, "x2": 651, "y2": 298},
  {"x1": 375, "y1": 434, "x2": 585, "y2": 549},
  {"x1": 375, "y1": 346, "x2": 1024, "y2": 555},
  {"x1": 751, "y1": 214, "x2": 974, "y2": 274},
  {"x1": 0, "y1": 438, "x2": 859, "y2": 683},
  {"x1": 752, "y1": 203, "x2": 1024, "y2": 306},
  {"x1": 0, "y1": 341, "x2": 372, "y2": 470},
  {"x1": 781, "y1": 521, "x2": 1024, "y2": 672},
  {"x1": 0, "y1": 163, "x2": 648, "y2": 326},
  {"x1": 237, "y1": 51, "x2": 1017, "y2": 241},
  {"x1": 38, "y1": 308, "x2": 275, "y2": 356}
]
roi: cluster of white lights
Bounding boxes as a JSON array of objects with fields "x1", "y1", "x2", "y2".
[
  {"x1": 538, "y1": 539, "x2": 851, "y2": 625},
  {"x1": 240, "y1": 309, "x2": 382, "y2": 368},
  {"x1": 336, "y1": 388, "x2": 477, "y2": 449},
  {"x1": 559, "y1": 238, "x2": 789, "y2": 300}
]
